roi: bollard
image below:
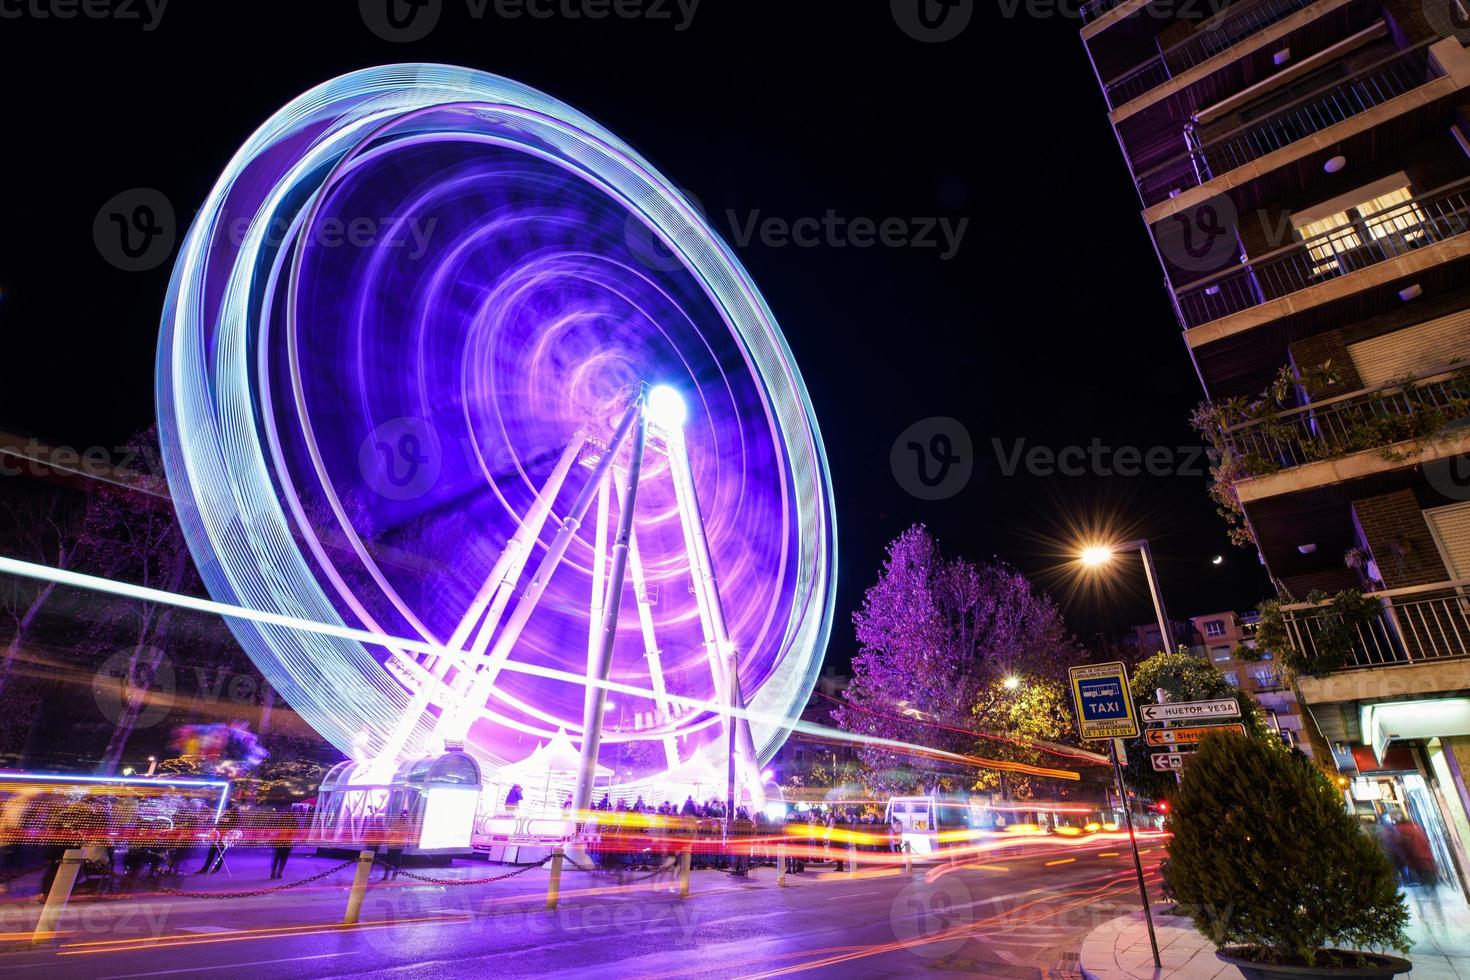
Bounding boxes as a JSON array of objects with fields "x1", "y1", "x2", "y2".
[
  {"x1": 546, "y1": 845, "x2": 565, "y2": 911},
  {"x1": 903, "y1": 843, "x2": 912, "y2": 874},
  {"x1": 32, "y1": 847, "x2": 91, "y2": 944},
  {"x1": 341, "y1": 849, "x2": 376, "y2": 925},
  {"x1": 847, "y1": 843, "x2": 857, "y2": 878},
  {"x1": 776, "y1": 843, "x2": 787, "y2": 887},
  {"x1": 677, "y1": 847, "x2": 692, "y2": 899}
]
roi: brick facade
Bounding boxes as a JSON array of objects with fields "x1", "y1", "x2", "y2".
[
  {"x1": 1279, "y1": 567, "x2": 1361, "y2": 599},
  {"x1": 1288, "y1": 329, "x2": 1365, "y2": 394},
  {"x1": 1351, "y1": 489, "x2": 1451, "y2": 589}
]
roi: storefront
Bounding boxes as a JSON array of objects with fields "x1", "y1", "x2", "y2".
[{"x1": 1343, "y1": 736, "x2": 1470, "y2": 902}]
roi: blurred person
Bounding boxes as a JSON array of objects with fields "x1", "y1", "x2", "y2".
[{"x1": 1395, "y1": 816, "x2": 1438, "y2": 886}]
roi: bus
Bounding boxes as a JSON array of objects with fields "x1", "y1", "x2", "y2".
[{"x1": 885, "y1": 795, "x2": 1115, "y2": 856}]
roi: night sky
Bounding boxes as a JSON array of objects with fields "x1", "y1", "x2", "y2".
[{"x1": 0, "y1": 0, "x2": 1272, "y2": 661}]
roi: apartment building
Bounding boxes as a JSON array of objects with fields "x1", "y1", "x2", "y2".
[{"x1": 1081, "y1": 0, "x2": 1470, "y2": 897}]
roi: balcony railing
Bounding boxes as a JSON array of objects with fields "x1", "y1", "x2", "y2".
[
  {"x1": 1136, "y1": 44, "x2": 1441, "y2": 206},
  {"x1": 1279, "y1": 579, "x2": 1470, "y2": 670},
  {"x1": 1221, "y1": 367, "x2": 1470, "y2": 470},
  {"x1": 1175, "y1": 176, "x2": 1470, "y2": 327},
  {"x1": 1082, "y1": 0, "x2": 1132, "y2": 23},
  {"x1": 1104, "y1": 0, "x2": 1320, "y2": 108}
]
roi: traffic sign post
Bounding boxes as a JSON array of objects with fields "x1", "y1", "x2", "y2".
[
  {"x1": 1110, "y1": 737, "x2": 1161, "y2": 970},
  {"x1": 1068, "y1": 662, "x2": 1158, "y2": 970}
]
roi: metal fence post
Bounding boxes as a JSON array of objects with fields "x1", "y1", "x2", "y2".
[
  {"x1": 546, "y1": 844, "x2": 565, "y2": 910},
  {"x1": 677, "y1": 846, "x2": 692, "y2": 899},
  {"x1": 341, "y1": 849, "x2": 376, "y2": 925},
  {"x1": 846, "y1": 843, "x2": 856, "y2": 877},
  {"x1": 776, "y1": 843, "x2": 787, "y2": 887},
  {"x1": 32, "y1": 847, "x2": 89, "y2": 944}
]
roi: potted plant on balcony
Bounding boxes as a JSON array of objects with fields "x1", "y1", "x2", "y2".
[
  {"x1": 1169, "y1": 733, "x2": 1411, "y2": 980},
  {"x1": 1254, "y1": 590, "x2": 1382, "y2": 677}
]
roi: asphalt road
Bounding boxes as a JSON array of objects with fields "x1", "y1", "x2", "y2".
[{"x1": 0, "y1": 837, "x2": 1166, "y2": 979}]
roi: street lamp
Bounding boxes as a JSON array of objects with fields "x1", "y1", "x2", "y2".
[
  {"x1": 1078, "y1": 538, "x2": 1175, "y2": 655},
  {"x1": 1002, "y1": 675, "x2": 1021, "y2": 691}
]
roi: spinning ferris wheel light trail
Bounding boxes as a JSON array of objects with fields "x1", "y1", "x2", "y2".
[{"x1": 144, "y1": 64, "x2": 839, "y2": 814}]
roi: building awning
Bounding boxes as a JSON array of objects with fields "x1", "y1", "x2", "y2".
[{"x1": 1359, "y1": 698, "x2": 1470, "y2": 763}]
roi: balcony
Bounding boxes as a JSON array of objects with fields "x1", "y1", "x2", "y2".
[
  {"x1": 1135, "y1": 43, "x2": 1442, "y2": 207},
  {"x1": 1221, "y1": 367, "x2": 1470, "y2": 471},
  {"x1": 1278, "y1": 579, "x2": 1470, "y2": 670},
  {"x1": 1175, "y1": 176, "x2": 1470, "y2": 328},
  {"x1": 1082, "y1": 0, "x2": 1132, "y2": 24},
  {"x1": 1103, "y1": 0, "x2": 1320, "y2": 109}
]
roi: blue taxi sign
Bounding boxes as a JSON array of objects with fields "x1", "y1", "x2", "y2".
[{"x1": 1068, "y1": 661, "x2": 1139, "y2": 740}]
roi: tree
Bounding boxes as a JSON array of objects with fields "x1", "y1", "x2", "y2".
[
  {"x1": 0, "y1": 487, "x2": 80, "y2": 753},
  {"x1": 1169, "y1": 732, "x2": 1408, "y2": 965},
  {"x1": 76, "y1": 426, "x2": 201, "y2": 774},
  {"x1": 835, "y1": 525, "x2": 1084, "y2": 792},
  {"x1": 1124, "y1": 650, "x2": 1273, "y2": 800},
  {"x1": 969, "y1": 676, "x2": 1081, "y2": 799}
]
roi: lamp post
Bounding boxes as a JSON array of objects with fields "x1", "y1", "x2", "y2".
[{"x1": 1080, "y1": 538, "x2": 1175, "y2": 655}]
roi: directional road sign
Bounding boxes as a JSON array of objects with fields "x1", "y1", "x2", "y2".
[
  {"x1": 1140, "y1": 699, "x2": 1240, "y2": 724},
  {"x1": 1145, "y1": 723, "x2": 1246, "y2": 746},
  {"x1": 1151, "y1": 752, "x2": 1190, "y2": 772}
]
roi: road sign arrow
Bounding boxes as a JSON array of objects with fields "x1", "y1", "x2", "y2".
[
  {"x1": 1151, "y1": 752, "x2": 1189, "y2": 772},
  {"x1": 1145, "y1": 723, "x2": 1246, "y2": 746},
  {"x1": 1141, "y1": 699, "x2": 1240, "y2": 723}
]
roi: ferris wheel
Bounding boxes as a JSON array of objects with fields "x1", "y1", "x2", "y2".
[{"x1": 156, "y1": 65, "x2": 836, "y2": 807}]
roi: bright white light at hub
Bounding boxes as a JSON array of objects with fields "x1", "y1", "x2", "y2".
[
  {"x1": 646, "y1": 384, "x2": 687, "y2": 430},
  {"x1": 1080, "y1": 545, "x2": 1114, "y2": 568}
]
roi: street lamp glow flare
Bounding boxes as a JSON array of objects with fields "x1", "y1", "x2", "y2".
[{"x1": 1080, "y1": 545, "x2": 1114, "y2": 568}]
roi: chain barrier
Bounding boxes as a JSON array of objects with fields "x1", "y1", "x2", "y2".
[
  {"x1": 376, "y1": 855, "x2": 550, "y2": 886},
  {"x1": 561, "y1": 853, "x2": 597, "y2": 873},
  {"x1": 563, "y1": 852, "x2": 679, "y2": 882},
  {"x1": 150, "y1": 859, "x2": 359, "y2": 899}
]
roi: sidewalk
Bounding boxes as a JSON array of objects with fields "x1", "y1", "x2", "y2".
[
  {"x1": 0, "y1": 846, "x2": 865, "y2": 948},
  {"x1": 1080, "y1": 887, "x2": 1470, "y2": 980}
]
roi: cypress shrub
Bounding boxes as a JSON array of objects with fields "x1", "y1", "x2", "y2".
[{"x1": 1167, "y1": 732, "x2": 1409, "y2": 965}]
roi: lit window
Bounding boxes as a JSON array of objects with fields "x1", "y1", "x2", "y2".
[
  {"x1": 1360, "y1": 187, "x2": 1426, "y2": 243},
  {"x1": 1294, "y1": 179, "x2": 1423, "y2": 275},
  {"x1": 1204, "y1": 620, "x2": 1226, "y2": 637},
  {"x1": 1297, "y1": 211, "x2": 1360, "y2": 274}
]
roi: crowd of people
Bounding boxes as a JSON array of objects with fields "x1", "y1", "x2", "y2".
[{"x1": 0, "y1": 796, "x2": 315, "y2": 897}]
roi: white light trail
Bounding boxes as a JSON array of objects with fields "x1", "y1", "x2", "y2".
[{"x1": 0, "y1": 555, "x2": 1080, "y2": 781}]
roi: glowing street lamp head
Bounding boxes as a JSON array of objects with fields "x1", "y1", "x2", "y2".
[
  {"x1": 646, "y1": 384, "x2": 688, "y2": 431},
  {"x1": 1003, "y1": 675, "x2": 1021, "y2": 691},
  {"x1": 1080, "y1": 545, "x2": 1114, "y2": 568}
]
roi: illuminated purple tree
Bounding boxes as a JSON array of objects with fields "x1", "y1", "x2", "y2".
[
  {"x1": 77, "y1": 427, "x2": 198, "y2": 774},
  {"x1": 835, "y1": 525, "x2": 1080, "y2": 791}
]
